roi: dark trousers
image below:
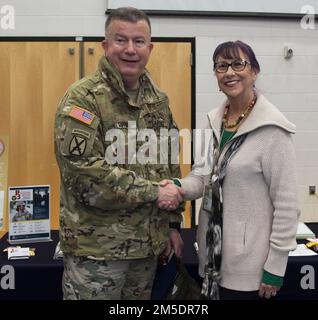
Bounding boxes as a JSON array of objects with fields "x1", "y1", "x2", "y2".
[{"x1": 219, "y1": 286, "x2": 261, "y2": 300}]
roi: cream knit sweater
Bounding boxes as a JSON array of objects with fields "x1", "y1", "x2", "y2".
[{"x1": 181, "y1": 94, "x2": 300, "y2": 291}]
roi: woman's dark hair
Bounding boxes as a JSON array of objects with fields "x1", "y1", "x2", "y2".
[{"x1": 213, "y1": 40, "x2": 260, "y2": 74}]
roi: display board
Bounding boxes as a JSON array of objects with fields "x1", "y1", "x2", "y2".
[{"x1": 8, "y1": 185, "x2": 51, "y2": 243}]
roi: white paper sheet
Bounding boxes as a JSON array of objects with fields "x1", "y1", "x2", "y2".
[
  {"x1": 296, "y1": 222, "x2": 315, "y2": 239},
  {"x1": 289, "y1": 244, "x2": 317, "y2": 256}
]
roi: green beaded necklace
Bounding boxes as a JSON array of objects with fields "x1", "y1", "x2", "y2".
[{"x1": 220, "y1": 95, "x2": 257, "y2": 149}]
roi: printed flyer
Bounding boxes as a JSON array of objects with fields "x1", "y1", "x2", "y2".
[{"x1": 8, "y1": 185, "x2": 51, "y2": 243}]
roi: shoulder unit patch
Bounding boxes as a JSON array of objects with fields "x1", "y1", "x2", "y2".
[{"x1": 69, "y1": 135, "x2": 87, "y2": 156}]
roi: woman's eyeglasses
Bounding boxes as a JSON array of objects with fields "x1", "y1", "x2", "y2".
[{"x1": 214, "y1": 59, "x2": 251, "y2": 73}]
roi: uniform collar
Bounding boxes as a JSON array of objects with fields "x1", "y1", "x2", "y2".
[{"x1": 97, "y1": 56, "x2": 166, "y2": 107}]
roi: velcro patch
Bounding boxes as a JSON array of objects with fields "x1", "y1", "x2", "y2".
[
  {"x1": 69, "y1": 135, "x2": 87, "y2": 156},
  {"x1": 69, "y1": 105, "x2": 95, "y2": 125}
]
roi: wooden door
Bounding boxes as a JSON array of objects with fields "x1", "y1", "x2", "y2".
[
  {"x1": 0, "y1": 42, "x2": 80, "y2": 236},
  {"x1": 83, "y1": 42, "x2": 104, "y2": 76},
  {"x1": 146, "y1": 42, "x2": 192, "y2": 227},
  {"x1": 83, "y1": 41, "x2": 193, "y2": 227}
]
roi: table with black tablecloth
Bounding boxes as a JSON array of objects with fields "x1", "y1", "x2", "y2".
[
  {"x1": 276, "y1": 223, "x2": 318, "y2": 299},
  {"x1": 180, "y1": 224, "x2": 318, "y2": 300},
  {"x1": 0, "y1": 225, "x2": 317, "y2": 300},
  {"x1": 0, "y1": 231, "x2": 63, "y2": 300}
]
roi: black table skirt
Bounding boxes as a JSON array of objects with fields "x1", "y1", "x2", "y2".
[{"x1": 0, "y1": 224, "x2": 317, "y2": 300}]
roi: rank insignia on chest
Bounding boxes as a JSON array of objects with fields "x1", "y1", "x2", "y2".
[{"x1": 69, "y1": 105, "x2": 95, "y2": 125}]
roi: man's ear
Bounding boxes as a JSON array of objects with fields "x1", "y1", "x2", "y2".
[{"x1": 101, "y1": 39, "x2": 108, "y2": 54}]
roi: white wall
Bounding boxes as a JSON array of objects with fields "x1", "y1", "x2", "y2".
[
  {"x1": 108, "y1": 0, "x2": 318, "y2": 14},
  {"x1": 0, "y1": 0, "x2": 106, "y2": 36},
  {"x1": 1, "y1": 0, "x2": 318, "y2": 221}
]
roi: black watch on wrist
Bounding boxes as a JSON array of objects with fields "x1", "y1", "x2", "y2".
[{"x1": 169, "y1": 222, "x2": 181, "y2": 232}]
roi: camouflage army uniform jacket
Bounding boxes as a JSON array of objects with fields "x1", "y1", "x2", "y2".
[{"x1": 55, "y1": 56, "x2": 183, "y2": 260}]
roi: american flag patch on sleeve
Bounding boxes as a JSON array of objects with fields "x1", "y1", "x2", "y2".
[{"x1": 69, "y1": 106, "x2": 95, "y2": 125}]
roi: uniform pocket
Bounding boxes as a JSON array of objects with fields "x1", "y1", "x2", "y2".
[{"x1": 140, "y1": 109, "x2": 170, "y2": 131}]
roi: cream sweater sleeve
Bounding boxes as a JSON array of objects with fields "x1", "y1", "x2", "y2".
[
  {"x1": 262, "y1": 128, "x2": 300, "y2": 276},
  {"x1": 179, "y1": 119, "x2": 213, "y2": 201}
]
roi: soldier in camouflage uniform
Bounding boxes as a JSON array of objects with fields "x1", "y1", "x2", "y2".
[
  {"x1": 54, "y1": 7, "x2": 184, "y2": 300},
  {"x1": 12, "y1": 202, "x2": 33, "y2": 222}
]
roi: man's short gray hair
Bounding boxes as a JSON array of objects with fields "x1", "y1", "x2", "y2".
[{"x1": 105, "y1": 7, "x2": 151, "y2": 37}]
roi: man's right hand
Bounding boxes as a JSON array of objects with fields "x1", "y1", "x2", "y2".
[{"x1": 157, "y1": 180, "x2": 184, "y2": 210}]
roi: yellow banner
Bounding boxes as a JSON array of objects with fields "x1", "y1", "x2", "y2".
[{"x1": 0, "y1": 136, "x2": 9, "y2": 236}]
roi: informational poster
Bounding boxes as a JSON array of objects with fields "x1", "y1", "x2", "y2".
[
  {"x1": 8, "y1": 185, "x2": 51, "y2": 243},
  {"x1": 0, "y1": 137, "x2": 9, "y2": 231}
]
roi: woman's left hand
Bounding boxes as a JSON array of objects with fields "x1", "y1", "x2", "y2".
[{"x1": 258, "y1": 283, "x2": 280, "y2": 299}]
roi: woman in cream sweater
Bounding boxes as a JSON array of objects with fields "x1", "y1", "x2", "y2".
[{"x1": 160, "y1": 40, "x2": 300, "y2": 300}]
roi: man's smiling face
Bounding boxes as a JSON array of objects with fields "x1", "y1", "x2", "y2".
[{"x1": 102, "y1": 19, "x2": 153, "y2": 89}]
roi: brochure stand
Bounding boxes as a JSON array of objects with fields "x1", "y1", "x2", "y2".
[{"x1": 8, "y1": 185, "x2": 51, "y2": 244}]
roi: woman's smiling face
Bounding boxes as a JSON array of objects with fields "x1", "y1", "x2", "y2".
[{"x1": 214, "y1": 49, "x2": 257, "y2": 99}]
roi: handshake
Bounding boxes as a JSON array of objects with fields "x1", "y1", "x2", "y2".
[{"x1": 157, "y1": 179, "x2": 185, "y2": 211}]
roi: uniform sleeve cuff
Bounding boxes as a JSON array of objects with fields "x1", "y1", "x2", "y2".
[{"x1": 145, "y1": 182, "x2": 159, "y2": 202}]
